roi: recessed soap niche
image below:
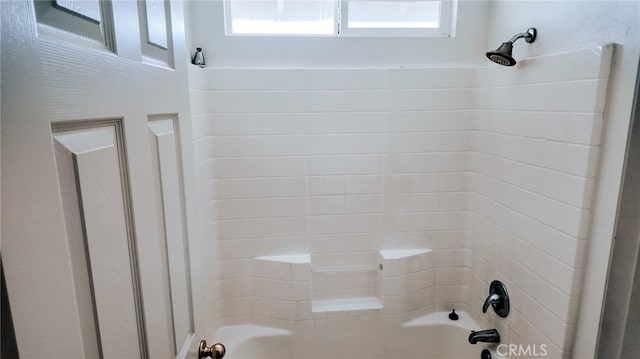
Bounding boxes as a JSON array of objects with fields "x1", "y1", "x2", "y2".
[{"x1": 252, "y1": 249, "x2": 433, "y2": 319}]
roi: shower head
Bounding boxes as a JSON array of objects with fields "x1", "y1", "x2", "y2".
[
  {"x1": 486, "y1": 42, "x2": 516, "y2": 66},
  {"x1": 486, "y1": 28, "x2": 537, "y2": 66}
]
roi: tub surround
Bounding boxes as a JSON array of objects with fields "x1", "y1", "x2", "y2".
[{"x1": 190, "y1": 45, "x2": 613, "y2": 357}]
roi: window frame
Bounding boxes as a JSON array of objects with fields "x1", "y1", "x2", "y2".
[{"x1": 223, "y1": 0, "x2": 456, "y2": 38}]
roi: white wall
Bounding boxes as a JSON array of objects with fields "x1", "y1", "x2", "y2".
[
  {"x1": 485, "y1": 1, "x2": 640, "y2": 357},
  {"x1": 187, "y1": 0, "x2": 490, "y2": 67}
]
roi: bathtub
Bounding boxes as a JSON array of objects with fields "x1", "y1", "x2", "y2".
[{"x1": 214, "y1": 311, "x2": 486, "y2": 359}]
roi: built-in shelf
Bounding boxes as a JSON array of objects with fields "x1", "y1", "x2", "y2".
[
  {"x1": 402, "y1": 311, "x2": 478, "y2": 331},
  {"x1": 379, "y1": 249, "x2": 431, "y2": 260},
  {"x1": 311, "y1": 296, "x2": 383, "y2": 313},
  {"x1": 378, "y1": 248, "x2": 432, "y2": 277},
  {"x1": 254, "y1": 253, "x2": 311, "y2": 264},
  {"x1": 249, "y1": 249, "x2": 436, "y2": 319},
  {"x1": 312, "y1": 264, "x2": 376, "y2": 273}
]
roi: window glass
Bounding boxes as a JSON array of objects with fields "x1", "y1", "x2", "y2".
[
  {"x1": 228, "y1": 0, "x2": 336, "y2": 35},
  {"x1": 347, "y1": 1, "x2": 440, "y2": 29}
]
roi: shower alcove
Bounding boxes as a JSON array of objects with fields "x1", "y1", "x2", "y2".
[{"x1": 191, "y1": 44, "x2": 614, "y2": 358}]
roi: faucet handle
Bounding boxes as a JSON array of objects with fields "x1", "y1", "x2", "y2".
[
  {"x1": 483, "y1": 280, "x2": 510, "y2": 318},
  {"x1": 482, "y1": 293, "x2": 500, "y2": 313}
]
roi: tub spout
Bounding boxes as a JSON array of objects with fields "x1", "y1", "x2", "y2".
[{"x1": 468, "y1": 329, "x2": 500, "y2": 344}]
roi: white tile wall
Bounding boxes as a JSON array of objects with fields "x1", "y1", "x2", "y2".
[
  {"x1": 189, "y1": 45, "x2": 612, "y2": 354},
  {"x1": 468, "y1": 45, "x2": 613, "y2": 356}
]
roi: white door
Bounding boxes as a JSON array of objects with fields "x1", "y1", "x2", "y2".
[{"x1": 1, "y1": 1, "x2": 205, "y2": 358}]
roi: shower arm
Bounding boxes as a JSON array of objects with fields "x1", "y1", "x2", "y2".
[{"x1": 507, "y1": 28, "x2": 537, "y2": 44}]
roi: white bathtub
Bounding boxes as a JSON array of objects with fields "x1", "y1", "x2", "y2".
[{"x1": 214, "y1": 311, "x2": 488, "y2": 359}]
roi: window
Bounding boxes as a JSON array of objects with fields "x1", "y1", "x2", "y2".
[
  {"x1": 224, "y1": 0, "x2": 455, "y2": 37},
  {"x1": 226, "y1": 0, "x2": 336, "y2": 35}
]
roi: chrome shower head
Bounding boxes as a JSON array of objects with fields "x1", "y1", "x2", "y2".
[{"x1": 486, "y1": 28, "x2": 537, "y2": 66}]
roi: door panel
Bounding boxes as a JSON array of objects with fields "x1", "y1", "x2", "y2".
[
  {"x1": 54, "y1": 0, "x2": 102, "y2": 21},
  {"x1": 1, "y1": 1, "x2": 202, "y2": 358},
  {"x1": 138, "y1": 0, "x2": 174, "y2": 67},
  {"x1": 34, "y1": 0, "x2": 115, "y2": 50},
  {"x1": 53, "y1": 122, "x2": 143, "y2": 359},
  {"x1": 149, "y1": 117, "x2": 194, "y2": 355}
]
